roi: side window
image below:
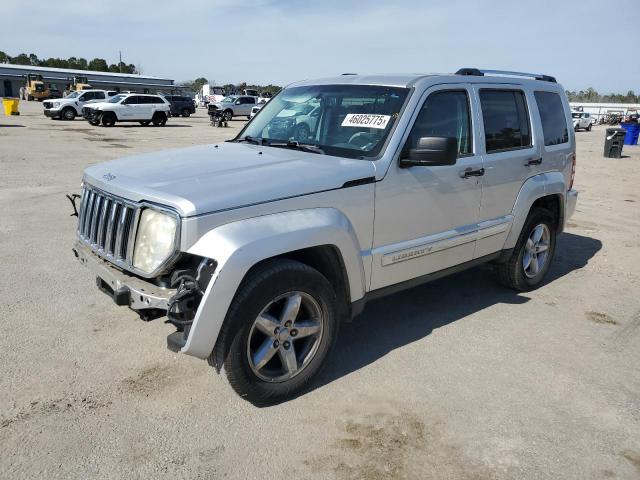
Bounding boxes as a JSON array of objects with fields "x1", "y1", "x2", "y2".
[
  {"x1": 123, "y1": 96, "x2": 138, "y2": 105},
  {"x1": 151, "y1": 96, "x2": 164, "y2": 104},
  {"x1": 479, "y1": 90, "x2": 531, "y2": 153},
  {"x1": 78, "y1": 93, "x2": 87, "y2": 102},
  {"x1": 534, "y1": 91, "x2": 568, "y2": 146},
  {"x1": 94, "y1": 92, "x2": 105, "y2": 100},
  {"x1": 406, "y1": 90, "x2": 472, "y2": 156}
]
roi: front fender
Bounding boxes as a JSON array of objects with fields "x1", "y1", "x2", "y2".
[
  {"x1": 504, "y1": 172, "x2": 566, "y2": 250},
  {"x1": 181, "y1": 208, "x2": 366, "y2": 358}
]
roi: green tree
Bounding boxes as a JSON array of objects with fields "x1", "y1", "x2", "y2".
[
  {"x1": 0, "y1": 51, "x2": 8, "y2": 63},
  {"x1": 87, "y1": 58, "x2": 109, "y2": 72}
]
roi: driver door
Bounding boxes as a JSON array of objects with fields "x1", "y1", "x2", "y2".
[{"x1": 370, "y1": 85, "x2": 483, "y2": 290}]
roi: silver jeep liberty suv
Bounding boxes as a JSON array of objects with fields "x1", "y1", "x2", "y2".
[{"x1": 73, "y1": 68, "x2": 578, "y2": 404}]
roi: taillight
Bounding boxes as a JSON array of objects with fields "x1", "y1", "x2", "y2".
[{"x1": 569, "y1": 152, "x2": 576, "y2": 190}]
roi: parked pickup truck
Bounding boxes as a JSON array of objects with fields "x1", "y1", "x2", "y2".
[
  {"x1": 43, "y1": 89, "x2": 118, "y2": 120},
  {"x1": 72, "y1": 69, "x2": 578, "y2": 404}
]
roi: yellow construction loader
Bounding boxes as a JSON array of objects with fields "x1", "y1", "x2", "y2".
[{"x1": 25, "y1": 73, "x2": 50, "y2": 101}]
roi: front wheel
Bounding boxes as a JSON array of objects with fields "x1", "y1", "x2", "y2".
[
  {"x1": 152, "y1": 112, "x2": 167, "y2": 126},
  {"x1": 495, "y1": 208, "x2": 557, "y2": 291},
  {"x1": 212, "y1": 259, "x2": 338, "y2": 405},
  {"x1": 62, "y1": 107, "x2": 76, "y2": 121},
  {"x1": 181, "y1": 108, "x2": 191, "y2": 117},
  {"x1": 587, "y1": 123, "x2": 592, "y2": 131},
  {"x1": 101, "y1": 112, "x2": 116, "y2": 127},
  {"x1": 223, "y1": 109, "x2": 233, "y2": 122}
]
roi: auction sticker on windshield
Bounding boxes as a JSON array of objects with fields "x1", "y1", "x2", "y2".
[{"x1": 341, "y1": 113, "x2": 391, "y2": 130}]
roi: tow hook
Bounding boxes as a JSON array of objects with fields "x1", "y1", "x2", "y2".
[{"x1": 66, "y1": 193, "x2": 81, "y2": 217}]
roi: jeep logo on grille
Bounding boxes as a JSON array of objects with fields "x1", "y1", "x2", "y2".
[{"x1": 103, "y1": 173, "x2": 116, "y2": 181}]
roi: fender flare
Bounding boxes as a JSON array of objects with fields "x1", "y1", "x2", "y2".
[
  {"x1": 504, "y1": 171, "x2": 566, "y2": 250},
  {"x1": 181, "y1": 208, "x2": 366, "y2": 358}
]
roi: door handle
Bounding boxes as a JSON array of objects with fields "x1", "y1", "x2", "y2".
[
  {"x1": 460, "y1": 167, "x2": 485, "y2": 178},
  {"x1": 525, "y1": 157, "x2": 542, "y2": 166}
]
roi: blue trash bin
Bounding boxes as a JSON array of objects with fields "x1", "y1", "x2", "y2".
[{"x1": 621, "y1": 122, "x2": 640, "y2": 145}]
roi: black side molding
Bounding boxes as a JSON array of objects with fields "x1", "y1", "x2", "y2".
[{"x1": 341, "y1": 177, "x2": 376, "y2": 189}]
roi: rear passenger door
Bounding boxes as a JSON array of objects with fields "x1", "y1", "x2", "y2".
[
  {"x1": 473, "y1": 85, "x2": 541, "y2": 258},
  {"x1": 531, "y1": 90, "x2": 572, "y2": 184},
  {"x1": 238, "y1": 97, "x2": 255, "y2": 116}
]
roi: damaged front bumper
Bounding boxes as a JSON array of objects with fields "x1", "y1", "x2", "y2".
[
  {"x1": 73, "y1": 240, "x2": 176, "y2": 311},
  {"x1": 73, "y1": 240, "x2": 213, "y2": 353}
]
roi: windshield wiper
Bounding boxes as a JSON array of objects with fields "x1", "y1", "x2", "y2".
[
  {"x1": 236, "y1": 135, "x2": 263, "y2": 145},
  {"x1": 265, "y1": 140, "x2": 324, "y2": 154}
]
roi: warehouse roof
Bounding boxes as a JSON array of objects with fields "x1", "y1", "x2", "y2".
[{"x1": 0, "y1": 63, "x2": 172, "y2": 81}]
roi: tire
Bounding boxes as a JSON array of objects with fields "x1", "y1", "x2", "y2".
[
  {"x1": 89, "y1": 119, "x2": 100, "y2": 126},
  {"x1": 28, "y1": 95, "x2": 33, "y2": 101},
  {"x1": 587, "y1": 123, "x2": 592, "y2": 131},
  {"x1": 61, "y1": 107, "x2": 76, "y2": 121},
  {"x1": 574, "y1": 124, "x2": 580, "y2": 132},
  {"x1": 152, "y1": 112, "x2": 167, "y2": 126},
  {"x1": 139, "y1": 121, "x2": 150, "y2": 126},
  {"x1": 181, "y1": 108, "x2": 191, "y2": 117},
  {"x1": 223, "y1": 109, "x2": 233, "y2": 121},
  {"x1": 211, "y1": 259, "x2": 338, "y2": 405},
  {"x1": 101, "y1": 112, "x2": 116, "y2": 127},
  {"x1": 495, "y1": 208, "x2": 557, "y2": 292}
]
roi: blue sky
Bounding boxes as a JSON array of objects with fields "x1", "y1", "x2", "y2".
[{"x1": 2, "y1": 0, "x2": 639, "y2": 92}]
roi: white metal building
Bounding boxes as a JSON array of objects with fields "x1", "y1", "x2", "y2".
[
  {"x1": 0, "y1": 63, "x2": 176, "y2": 97},
  {"x1": 570, "y1": 102, "x2": 640, "y2": 121}
]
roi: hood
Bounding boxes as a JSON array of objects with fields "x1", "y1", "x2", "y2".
[
  {"x1": 83, "y1": 142, "x2": 376, "y2": 217},
  {"x1": 84, "y1": 101, "x2": 112, "y2": 110}
]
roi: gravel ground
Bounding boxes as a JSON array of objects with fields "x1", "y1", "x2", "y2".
[{"x1": 1, "y1": 101, "x2": 639, "y2": 479}]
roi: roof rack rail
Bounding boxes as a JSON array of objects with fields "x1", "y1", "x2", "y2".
[
  {"x1": 455, "y1": 68, "x2": 557, "y2": 83},
  {"x1": 341, "y1": 73, "x2": 358, "y2": 76}
]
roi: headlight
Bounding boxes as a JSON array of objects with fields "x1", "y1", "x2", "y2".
[
  {"x1": 133, "y1": 208, "x2": 178, "y2": 274},
  {"x1": 52, "y1": 102, "x2": 60, "y2": 108}
]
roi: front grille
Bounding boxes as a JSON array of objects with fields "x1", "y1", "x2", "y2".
[
  {"x1": 43, "y1": 101, "x2": 53, "y2": 109},
  {"x1": 77, "y1": 185, "x2": 140, "y2": 269}
]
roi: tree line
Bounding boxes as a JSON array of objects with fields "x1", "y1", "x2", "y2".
[
  {"x1": 0, "y1": 50, "x2": 138, "y2": 74},
  {"x1": 566, "y1": 88, "x2": 639, "y2": 104},
  {"x1": 179, "y1": 77, "x2": 282, "y2": 95}
]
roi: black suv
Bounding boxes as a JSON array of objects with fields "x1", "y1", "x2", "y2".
[{"x1": 164, "y1": 95, "x2": 196, "y2": 117}]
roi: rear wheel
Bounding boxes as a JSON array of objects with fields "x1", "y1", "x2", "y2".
[
  {"x1": 495, "y1": 208, "x2": 557, "y2": 291},
  {"x1": 587, "y1": 123, "x2": 592, "y2": 131},
  {"x1": 211, "y1": 259, "x2": 338, "y2": 405},
  {"x1": 101, "y1": 112, "x2": 116, "y2": 127},
  {"x1": 152, "y1": 112, "x2": 167, "y2": 126},
  {"x1": 62, "y1": 107, "x2": 76, "y2": 121},
  {"x1": 181, "y1": 108, "x2": 191, "y2": 117}
]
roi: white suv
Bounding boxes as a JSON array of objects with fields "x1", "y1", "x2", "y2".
[
  {"x1": 572, "y1": 111, "x2": 592, "y2": 131},
  {"x1": 73, "y1": 69, "x2": 578, "y2": 404},
  {"x1": 82, "y1": 93, "x2": 171, "y2": 127},
  {"x1": 43, "y1": 90, "x2": 118, "y2": 120}
]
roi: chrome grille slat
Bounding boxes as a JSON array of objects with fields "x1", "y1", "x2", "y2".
[
  {"x1": 90, "y1": 195, "x2": 102, "y2": 244},
  {"x1": 104, "y1": 201, "x2": 118, "y2": 256},
  {"x1": 75, "y1": 185, "x2": 141, "y2": 270}
]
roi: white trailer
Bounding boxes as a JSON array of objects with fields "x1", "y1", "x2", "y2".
[{"x1": 570, "y1": 102, "x2": 640, "y2": 123}]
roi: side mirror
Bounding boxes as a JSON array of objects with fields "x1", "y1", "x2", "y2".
[
  {"x1": 399, "y1": 136, "x2": 458, "y2": 168},
  {"x1": 235, "y1": 100, "x2": 241, "y2": 105}
]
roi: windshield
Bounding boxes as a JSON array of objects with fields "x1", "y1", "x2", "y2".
[
  {"x1": 238, "y1": 84, "x2": 409, "y2": 159},
  {"x1": 571, "y1": 112, "x2": 583, "y2": 118},
  {"x1": 212, "y1": 88, "x2": 224, "y2": 95},
  {"x1": 109, "y1": 95, "x2": 126, "y2": 103},
  {"x1": 221, "y1": 96, "x2": 236, "y2": 103},
  {"x1": 65, "y1": 91, "x2": 80, "y2": 99}
]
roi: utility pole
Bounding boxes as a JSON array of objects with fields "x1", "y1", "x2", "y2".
[{"x1": 119, "y1": 51, "x2": 122, "y2": 73}]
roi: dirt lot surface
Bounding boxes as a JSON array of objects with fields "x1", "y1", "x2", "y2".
[{"x1": 1, "y1": 101, "x2": 639, "y2": 479}]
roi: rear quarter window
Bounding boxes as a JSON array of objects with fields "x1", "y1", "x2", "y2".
[
  {"x1": 534, "y1": 91, "x2": 569, "y2": 146},
  {"x1": 480, "y1": 89, "x2": 531, "y2": 153}
]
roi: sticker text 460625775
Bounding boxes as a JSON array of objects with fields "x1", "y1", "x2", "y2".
[{"x1": 341, "y1": 113, "x2": 391, "y2": 130}]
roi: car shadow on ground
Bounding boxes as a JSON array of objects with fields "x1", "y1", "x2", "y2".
[
  {"x1": 0, "y1": 124, "x2": 26, "y2": 127},
  {"x1": 262, "y1": 232, "x2": 602, "y2": 407}
]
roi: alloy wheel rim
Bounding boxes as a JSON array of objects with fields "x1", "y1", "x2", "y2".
[
  {"x1": 523, "y1": 223, "x2": 550, "y2": 278},
  {"x1": 247, "y1": 291, "x2": 324, "y2": 383}
]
